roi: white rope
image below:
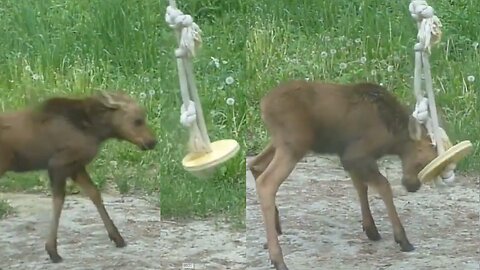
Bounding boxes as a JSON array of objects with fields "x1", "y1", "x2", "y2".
[
  {"x1": 409, "y1": 0, "x2": 455, "y2": 185},
  {"x1": 166, "y1": 0, "x2": 211, "y2": 153},
  {"x1": 165, "y1": 6, "x2": 202, "y2": 58},
  {"x1": 180, "y1": 100, "x2": 197, "y2": 127}
]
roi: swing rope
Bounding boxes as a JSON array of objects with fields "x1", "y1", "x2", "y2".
[
  {"x1": 409, "y1": 0, "x2": 456, "y2": 184},
  {"x1": 166, "y1": 0, "x2": 212, "y2": 153}
]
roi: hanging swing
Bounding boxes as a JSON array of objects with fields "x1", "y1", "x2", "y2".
[
  {"x1": 165, "y1": 0, "x2": 240, "y2": 177},
  {"x1": 408, "y1": 0, "x2": 473, "y2": 185}
]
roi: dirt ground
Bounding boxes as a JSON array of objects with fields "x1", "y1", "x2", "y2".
[
  {"x1": 0, "y1": 192, "x2": 246, "y2": 270},
  {"x1": 246, "y1": 155, "x2": 480, "y2": 270}
]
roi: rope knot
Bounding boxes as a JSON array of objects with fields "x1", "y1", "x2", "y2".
[
  {"x1": 165, "y1": 5, "x2": 202, "y2": 58},
  {"x1": 409, "y1": 0, "x2": 442, "y2": 53},
  {"x1": 414, "y1": 43, "x2": 424, "y2": 51},
  {"x1": 165, "y1": 6, "x2": 190, "y2": 28},
  {"x1": 180, "y1": 100, "x2": 197, "y2": 127},
  {"x1": 412, "y1": 97, "x2": 429, "y2": 124},
  {"x1": 409, "y1": 0, "x2": 434, "y2": 20}
]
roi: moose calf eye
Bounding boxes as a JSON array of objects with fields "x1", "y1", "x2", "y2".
[{"x1": 134, "y1": 119, "x2": 144, "y2": 126}]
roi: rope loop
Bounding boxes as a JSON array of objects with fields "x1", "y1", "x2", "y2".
[{"x1": 441, "y1": 163, "x2": 456, "y2": 183}]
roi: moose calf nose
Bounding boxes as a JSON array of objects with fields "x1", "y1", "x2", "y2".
[
  {"x1": 145, "y1": 139, "x2": 157, "y2": 150},
  {"x1": 405, "y1": 182, "x2": 421, "y2": 193}
]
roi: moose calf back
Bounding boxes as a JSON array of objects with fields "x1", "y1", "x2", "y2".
[{"x1": 261, "y1": 80, "x2": 411, "y2": 159}]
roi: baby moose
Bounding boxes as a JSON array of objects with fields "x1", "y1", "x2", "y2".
[
  {"x1": 249, "y1": 80, "x2": 438, "y2": 270},
  {"x1": 0, "y1": 90, "x2": 157, "y2": 262}
]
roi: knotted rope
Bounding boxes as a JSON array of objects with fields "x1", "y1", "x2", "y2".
[
  {"x1": 409, "y1": 0, "x2": 455, "y2": 184},
  {"x1": 166, "y1": 0, "x2": 211, "y2": 153}
]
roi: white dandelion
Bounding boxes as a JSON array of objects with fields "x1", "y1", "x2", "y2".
[
  {"x1": 226, "y1": 97, "x2": 235, "y2": 106},
  {"x1": 25, "y1": 65, "x2": 32, "y2": 72},
  {"x1": 109, "y1": 160, "x2": 118, "y2": 168},
  {"x1": 371, "y1": 69, "x2": 377, "y2": 76},
  {"x1": 355, "y1": 38, "x2": 362, "y2": 44},
  {"x1": 139, "y1": 92, "x2": 147, "y2": 99},
  {"x1": 360, "y1": 56, "x2": 367, "y2": 64},
  {"x1": 149, "y1": 89, "x2": 156, "y2": 96},
  {"x1": 225, "y1": 76, "x2": 235, "y2": 85},
  {"x1": 473, "y1": 42, "x2": 479, "y2": 50},
  {"x1": 320, "y1": 51, "x2": 328, "y2": 58},
  {"x1": 387, "y1": 65, "x2": 394, "y2": 72},
  {"x1": 339, "y1": 62, "x2": 347, "y2": 70},
  {"x1": 210, "y1": 57, "x2": 220, "y2": 68},
  {"x1": 330, "y1": 49, "x2": 337, "y2": 55},
  {"x1": 467, "y1": 75, "x2": 475, "y2": 82},
  {"x1": 32, "y1": 74, "x2": 40, "y2": 81}
]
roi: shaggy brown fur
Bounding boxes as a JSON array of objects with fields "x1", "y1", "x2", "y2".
[
  {"x1": 248, "y1": 80, "x2": 437, "y2": 270},
  {"x1": 0, "y1": 90, "x2": 157, "y2": 263}
]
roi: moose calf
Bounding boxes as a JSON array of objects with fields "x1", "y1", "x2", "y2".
[
  {"x1": 249, "y1": 80, "x2": 437, "y2": 270},
  {"x1": 0, "y1": 90, "x2": 157, "y2": 262}
]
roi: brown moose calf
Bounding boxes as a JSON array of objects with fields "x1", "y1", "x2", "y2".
[
  {"x1": 249, "y1": 80, "x2": 438, "y2": 270},
  {"x1": 0, "y1": 91, "x2": 157, "y2": 263}
]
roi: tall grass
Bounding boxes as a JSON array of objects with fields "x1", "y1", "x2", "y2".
[
  {"x1": 246, "y1": 0, "x2": 479, "y2": 172},
  {"x1": 0, "y1": 200, "x2": 13, "y2": 219},
  {"x1": 0, "y1": 0, "x2": 247, "y2": 227}
]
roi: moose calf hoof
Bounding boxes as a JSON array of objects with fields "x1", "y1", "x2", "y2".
[
  {"x1": 45, "y1": 243, "x2": 63, "y2": 263},
  {"x1": 50, "y1": 254, "x2": 63, "y2": 263},
  {"x1": 263, "y1": 242, "x2": 268, "y2": 249},
  {"x1": 47, "y1": 251, "x2": 63, "y2": 263},
  {"x1": 364, "y1": 226, "x2": 381, "y2": 241},
  {"x1": 114, "y1": 237, "x2": 126, "y2": 248},
  {"x1": 272, "y1": 260, "x2": 289, "y2": 270},
  {"x1": 109, "y1": 234, "x2": 126, "y2": 248},
  {"x1": 399, "y1": 242, "x2": 415, "y2": 252},
  {"x1": 394, "y1": 236, "x2": 415, "y2": 252}
]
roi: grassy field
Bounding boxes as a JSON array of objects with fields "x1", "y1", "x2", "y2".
[
  {"x1": 0, "y1": 0, "x2": 247, "y2": 227},
  {"x1": 246, "y1": 0, "x2": 479, "y2": 172}
]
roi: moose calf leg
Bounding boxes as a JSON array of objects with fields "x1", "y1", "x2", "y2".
[
  {"x1": 256, "y1": 146, "x2": 300, "y2": 270},
  {"x1": 73, "y1": 168, "x2": 126, "y2": 248},
  {"x1": 371, "y1": 173, "x2": 414, "y2": 252},
  {"x1": 349, "y1": 173, "x2": 381, "y2": 241},
  {"x1": 248, "y1": 143, "x2": 283, "y2": 249},
  {"x1": 45, "y1": 176, "x2": 66, "y2": 263}
]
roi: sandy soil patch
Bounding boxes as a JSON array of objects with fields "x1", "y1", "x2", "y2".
[
  {"x1": 0, "y1": 192, "x2": 246, "y2": 270},
  {"x1": 246, "y1": 155, "x2": 479, "y2": 270}
]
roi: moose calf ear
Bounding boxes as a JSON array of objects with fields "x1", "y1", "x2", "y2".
[
  {"x1": 95, "y1": 91, "x2": 122, "y2": 109},
  {"x1": 408, "y1": 115, "x2": 422, "y2": 141}
]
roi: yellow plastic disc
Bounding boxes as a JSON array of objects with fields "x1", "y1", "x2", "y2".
[
  {"x1": 182, "y1": 139, "x2": 240, "y2": 177},
  {"x1": 418, "y1": 140, "x2": 474, "y2": 183}
]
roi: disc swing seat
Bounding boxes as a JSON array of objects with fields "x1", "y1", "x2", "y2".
[
  {"x1": 408, "y1": 0, "x2": 473, "y2": 185},
  {"x1": 165, "y1": 0, "x2": 240, "y2": 177}
]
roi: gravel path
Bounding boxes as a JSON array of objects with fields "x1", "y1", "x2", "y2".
[
  {"x1": 246, "y1": 155, "x2": 480, "y2": 270},
  {"x1": 0, "y1": 192, "x2": 246, "y2": 270}
]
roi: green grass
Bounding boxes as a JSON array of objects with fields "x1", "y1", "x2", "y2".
[
  {"x1": 0, "y1": 200, "x2": 13, "y2": 219},
  {"x1": 0, "y1": 0, "x2": 247, "y2": 228},
  {"x1": 245, "y1": 0, "x2": 479, "y2": 172}
]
